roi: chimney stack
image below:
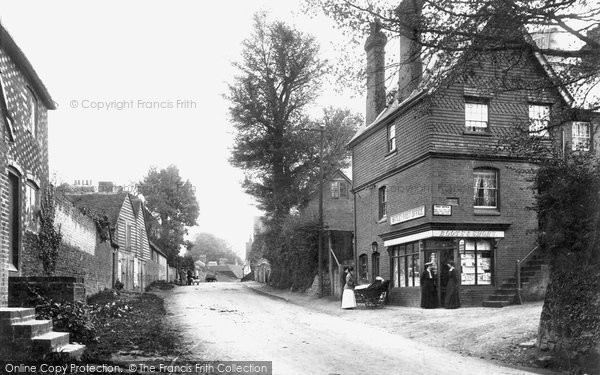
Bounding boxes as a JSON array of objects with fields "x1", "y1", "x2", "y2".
[
  {"x1": 364, "y1": 20, "x2": 387, "y2": 125},
  {"x1": 396, "y1": 0, "x2": 423, "y2": 102}
]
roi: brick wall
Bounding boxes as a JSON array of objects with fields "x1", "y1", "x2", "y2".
[{"x1": 19, "y1": 194, "x2": 115, "y2": 298}]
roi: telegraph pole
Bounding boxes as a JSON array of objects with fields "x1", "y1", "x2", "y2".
[{"x1": 318, "y1": 124, "x2": 324, "y2": 297}]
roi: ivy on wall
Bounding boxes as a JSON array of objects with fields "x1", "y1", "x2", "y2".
[{"x1": 36, "y1": 186, "x2": 63, "y2": 275}]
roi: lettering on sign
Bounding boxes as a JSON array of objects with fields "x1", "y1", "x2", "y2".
[
  {"x1": 433, "y1": 205, "x2": 452, "y2": 216},
  {"x1": 435, "y1": 230, "x2": 504, "y2": 238},
  {"x1": 390, "y1": 205, "x2": 425, "y2": 225}
]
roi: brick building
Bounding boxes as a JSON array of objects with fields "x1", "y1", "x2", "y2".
[
  {"x1": 350, "y1": 7, "x2": 598, "y2": 307},
  {"x1": 0, "y1": 23, "x2": 55, "y2": 307},
  {"x1": 303, "y1": 169, "x2": 354, "y2": 296}
]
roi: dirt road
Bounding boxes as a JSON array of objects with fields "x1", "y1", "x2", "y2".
[{"x1": 161, "y1": 283, "x2": 537, "y2": 375}]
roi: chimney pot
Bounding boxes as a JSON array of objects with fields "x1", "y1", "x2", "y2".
[{"x1": 364, "y1": 20, "x2": 387, "y2": 125}]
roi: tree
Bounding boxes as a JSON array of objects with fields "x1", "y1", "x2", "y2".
[
  {"x1": 138, "y1": 165, "x2": 199, "y2": 265},
  {"x1": 227, "y1": 13, "x2": 362, "y2": 222},
  {"x1": 305, "y1": 0, "x2": 600, "y2": 108},
  {"x1": 190, "y1": 233, "x2": 242, "y2": 265}
]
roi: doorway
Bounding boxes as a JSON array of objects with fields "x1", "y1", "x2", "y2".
[{"x1": 424, "y1": 244, "x2": 456, "y2": 307}]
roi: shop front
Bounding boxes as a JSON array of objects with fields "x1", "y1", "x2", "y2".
[{"x1": 383, "y1": 228, "x2": 506, "y2": 307}]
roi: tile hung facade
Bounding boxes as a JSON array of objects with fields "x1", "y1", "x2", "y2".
[
  {"x1": 350, "y1": 5, "x2": 598, "y2": 307},
  {"x1": 0, "y1": 24, "x2": 55, "y2": 307}
]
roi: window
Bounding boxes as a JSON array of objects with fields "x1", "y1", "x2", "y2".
[
  {"x1": 391, "y1": 242, "x2": 420, "y2": 287},
  {"x1": 330, "y1": 181, "x2": 348, "y2": 199},
  {"x1": 25, "y1": 181, "x2": 39, "y2": 231},
  {"x1": 387, "y1": 124, "x2": 396, "y2": 152},
  {"x1": 529, "y1": 104, "x2": 550, "y2": 137},
  {"x1": 24, "y1": 88, "x2": 37, "y2": 137},
  {"x1": 359, "y1": 254, "x2": 368, "y2": 280},
  {"x1": 465, "y1": 101, "x2": 488, "y2": 132},
  {"x1": 125, "y1": 222, "x2": 132, "y2": 250},
  {"x1": 572, "y1": 122, "x2": 590, "y2": 151},
  {"x1": 371, "y1": 252, "x2": 380, "y2": 281},
  {"x1": 378, "y1": 186, "x2": 387, "y2": 219},
  {"x1": 461, "y1": 239, "x2": 493, "y2": 285},
  {"x1": 474, "y1": 169, "x2": 498, "y2": 208},
  {"x1": 0, "y1": 72, "x2": 15, "y2": 142}
]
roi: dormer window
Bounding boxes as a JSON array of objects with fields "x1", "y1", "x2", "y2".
[
  {"x1": 572, "y1": 122, "x2": 590, "y2": 151},
  {"x1": 465, "y1": 99, "x2": 489, "y2": 132},
  {"x1": 529, "y1": 104, "x2": 550, "y2": 137}
]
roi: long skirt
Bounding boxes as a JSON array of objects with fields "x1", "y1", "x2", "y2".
[{"x1": 341, "y1": 288, "x2": 356, "y2": 309}]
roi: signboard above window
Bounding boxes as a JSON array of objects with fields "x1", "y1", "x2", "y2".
[{"x1": 390, "y1": 205, "x2": 425, "y2": 225}]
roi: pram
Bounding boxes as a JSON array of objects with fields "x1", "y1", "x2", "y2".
[{"x1": 354, "y1": 280, "x2": 390, "y2": 308}]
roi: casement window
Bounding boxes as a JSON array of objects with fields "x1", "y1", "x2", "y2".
[
  {"x1": 22, "y1": 88, "x2": 37, "y2": 137},
  {"x1": 387, "y1": 124, "x2": 396, "y2": 152},
  {"x1": 359, "y1": 254, "x2": 368, "y2": 280},
  {"x1": 572, "y1": 122, "x2": 590, "y2": 151},
  {"x1": 465, "y1": 100, "x2": 489, "y2": 132},
  {"x1": 25, "y1": 181, "x2": 39, "y2": 231},
  {"x1": 460, "y1": 239, "x2": 493, "y2": 285},
  {"x1": 378, "y1": 186, "x2": 387, "y2": 219},
  {"x1": 528, "y1": 104, "x2": 550, "y2": 137},
  {"x1": 474, "y1": 169, "x2": 498, "y2": 208},
  {"x1": 330, "y1": 180, "x2": 348, "y2": 199},
  {"x1": 391, "y1": 242, "x2": 420, "y2": 287}
]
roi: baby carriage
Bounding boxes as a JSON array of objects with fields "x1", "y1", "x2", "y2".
[{"x1": 354, "y1": 279, "x2": 390, "y2": 308}]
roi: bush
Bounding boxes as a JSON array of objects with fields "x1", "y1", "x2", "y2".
[{"x1": 114, "y1": 280, "x2": 124, "y2": 290}]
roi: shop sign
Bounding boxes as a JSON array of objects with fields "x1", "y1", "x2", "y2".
[
  {"x1": 434, "y1": 230, "x2": 504, "y2": 238},
  {"x1": 390, "y1": 205, "x2": 425, "y2": 225},
  {"x1": 433, "y1": 204, "x2": 452, "y2": 216}
]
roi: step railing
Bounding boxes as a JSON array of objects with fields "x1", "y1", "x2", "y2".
[{"x1": 515, "y1": 245, "x2": 540, "y2": 304}]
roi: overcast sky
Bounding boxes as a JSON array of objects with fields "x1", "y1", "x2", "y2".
[{"x1": 0, "y1": 0, "x2": 364, "y2": 259}]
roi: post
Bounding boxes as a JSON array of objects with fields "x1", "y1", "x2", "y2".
[
  {"x1": 318, "y1": 124, "x2": 325, "y2": 297},
  {"x1": 516, "y1": 260, "x2": 523, "y2": 305}
]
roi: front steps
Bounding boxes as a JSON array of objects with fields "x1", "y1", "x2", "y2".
[
  {"x1": 0, "y1": 307, "x2": 85, "y2": 360},
  {"x1": 482, "y1": 254, "x2": 549, "y2": 308}
]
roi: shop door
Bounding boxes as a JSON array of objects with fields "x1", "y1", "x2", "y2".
[{"x1": 423, "y1": 249, "x2": 454, "y2": 307}]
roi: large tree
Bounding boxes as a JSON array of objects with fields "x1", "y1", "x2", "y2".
[
  {"x1": 227, "y1": 13, "x2": 362, "y2": 223},
  {"x1": 138, "y1": 165, "x2": 199, "y2": 265},
  {"x1": 306, "y1": 0, "x2": 600, "y2": 108},
  {"x1": 190, "y1": 233, "x2": 242, "y2": 265}
]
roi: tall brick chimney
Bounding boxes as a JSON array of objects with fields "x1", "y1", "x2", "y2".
[
  {"x1": 364, "y1": 20, "x2": 387, "y2": 125},
  {"x1": 396, "y1": 0, "x2": 423, "y2": 102}
]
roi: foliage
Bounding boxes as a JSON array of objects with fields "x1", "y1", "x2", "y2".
[
  {"x1": 29, "y1": 290, "x2": 97, "y2": 345},
  {"x1": 36, "y1": 186, "x2": 63, "y2": 276},
  {"x1": 190, "y1": 232, "x2": 242, "y2": 264},
  {"x1": 265, "y1": 213, "x2": 321, "y2": 291},
  {"x1": 138, "y1": 165, "x2": 199, "y2": 265},
  {"x1": 114, "y1": 280, "x2": 124, "y2": 290},
  {"x1": 305, "y1": 0, "x2": 600, "y2": 108},
  {"x1": 227, "y1": 13, "x2": 361, "y2": 220}
]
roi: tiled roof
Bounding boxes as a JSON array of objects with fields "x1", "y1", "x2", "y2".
[
  {"x1": 0, "y1": 23, "x2": 55, "y2": 109},
  {"x1": 207, "y1": 264, "x2": 244, "y2": 279},
  {"x1": 66, "y1": 192, "x2": 127, "y2": 225}
]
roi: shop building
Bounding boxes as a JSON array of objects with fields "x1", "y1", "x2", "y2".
[{"x1": 350, "y1": 6, "x2": 591, "y2": 306}]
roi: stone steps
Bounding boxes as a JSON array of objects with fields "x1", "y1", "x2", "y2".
[{"x1": 0, "y1": 307, "x2": 85, "y2": 360}]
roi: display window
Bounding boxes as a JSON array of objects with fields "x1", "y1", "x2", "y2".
[{"x1": 460, "y1": 239, "x2": 493, "y2": 285}]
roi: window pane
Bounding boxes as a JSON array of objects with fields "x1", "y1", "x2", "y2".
[
  {"x1": 393, "y1": 257, "x2": 399, "y2": 287},
  {"x1": 474, "y1": 170, "x2": 497, "y2": 207},
  {"x1": 465, "y1": 102, "x2": 488, "y2": 131},
  {"x1": 330, "y1": 181, "x2": 339, "y2": 199},
  {"x1": 529, "y1": 104, "x2": 550, "y2": 137},
  {"x1": 572, "y1": 122, "x2": 590, "y2": 151},
  {"x1": 461, "y1": 250, "x2": 476, "y2": 285},
  {"x1": 399, "y1": 256, "x2": 406, "y2": 287},
  {"x1": 411, "y1": 253, "x2": 420, "y2": 287},
  {"x1": 478, "y1": 250, "x2": 492, "y2": 285}
]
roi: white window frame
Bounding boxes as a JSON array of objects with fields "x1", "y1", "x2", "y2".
[
  {"x1": 572, "y1": 122, "x2": 590, "y2": 151},
  {"x1": 529, "y1": 104, "x2": 550, "y2": 137},
  {"x1": 387, "y1": 124, "x2": 396, "y2": 152},
  {"x1": 378, "y1": 186, "x2": 387, "y2": 219},
  {"x1": 465, "y1": 101, "x2": 489, "y2": 132},
  {"x1": 330, "y1": 181, "x2": 340, "y2": 199},
  {"x1": 25, "y1": 181, "x2": 39, "y2": 231},
  {"x1": 473, "y1": 169, "x2": 498, "y2": 209}
]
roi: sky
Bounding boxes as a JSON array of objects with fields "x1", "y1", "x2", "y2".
[{"x1": 0, "y1": 0, "x2": 365, "y2": 259}]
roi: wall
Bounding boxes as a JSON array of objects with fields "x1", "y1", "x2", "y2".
[{"x1": 19, "y1": 193, "x2": 115, "y2": 298}]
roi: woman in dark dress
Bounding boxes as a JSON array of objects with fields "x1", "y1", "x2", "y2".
[
  {"x1": 420, "y1": 262, "x2": 438, "y2": 308},
  {"x1": 444, "y1": 260, "x2": 461, "y2": 309}
]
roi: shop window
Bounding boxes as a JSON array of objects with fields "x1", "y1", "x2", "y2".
[
  {"x1": 465, "y1": 100, "x2": 488, "y2": 132},
  {"x1": 391, "y1": 242, "x2": 420, "y2": 287},
  {"x1": 528, "y1": 104, "x2": 550, "y2": 137},
  {"x1": 461, "y1": 239, "x2": 493, "y2": 285},
  {"x1": 330, "y1": 180, "x2": 348, "y2": 199},
  {"x1": 359, "y1": 254, "x2": 368, "y2": 280},
  {"x1": 572, "y1": 122, "x2": 590, "y2": 151},
  {"x1": 474, "y1": 169, "x2": 498, "y2": 208},
  {"x1": 388, "y1": 124, "x2": 396, "y2": 152},
  {"x1": 378, "y1": 186, "x2": 387, "y2": 219},
  {"x1": 25, "y1": 181, "x2": 39, "y2": 232}
]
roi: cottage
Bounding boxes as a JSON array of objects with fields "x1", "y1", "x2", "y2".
[{"x1": 350, "y1": 3, "x2": 599, "y2": 307}]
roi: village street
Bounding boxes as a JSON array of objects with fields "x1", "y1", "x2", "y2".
[{"x1": 160, "y1": 283, "x2": 539, "y2": 375}]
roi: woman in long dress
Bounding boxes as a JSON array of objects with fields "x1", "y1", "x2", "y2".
[
  {"x1": 420, "y1": 262, "x2": 438, "y2": 308},
  {"x1": 341, "y1": 266, "x2": 357, "y2": 309},
  {"x1": 444, "y1": 260, "x2": 461, "y2": 309}
]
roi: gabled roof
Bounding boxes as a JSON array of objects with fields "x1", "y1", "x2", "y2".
[
  {"x1": 149, "y1": 240, "x2": 167, "y2": 258},
  {"x1": 307, "y1": 169, "x2": 353, "y2": 200},
  {"x1": 207, "y1": 264, "x2": 244, "y2": 279},
  {"x1": 0, "y1": 23, "x2": 55, "y2": 110},
  {"x1": 66, "y1": 192, "x2": 128, "y2": 225}
]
